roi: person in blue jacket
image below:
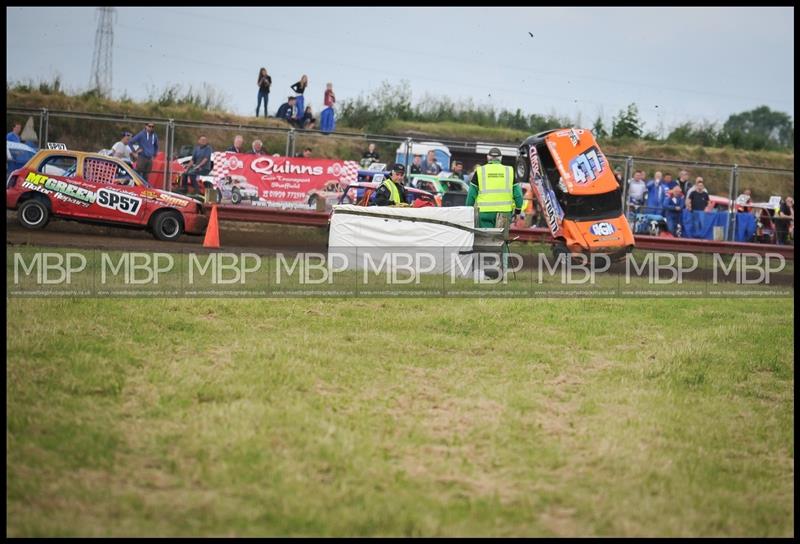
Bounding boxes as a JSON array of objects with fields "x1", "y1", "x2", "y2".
[
  {"x1": 6, "y1": 122, "x2": 22, "y2": 142},
  {"x1": 662, "y1": 186, "x2": 685, "y2": 236},
  {"x1": 645, "y1": 171, "x2": 668, "y2": 215}
]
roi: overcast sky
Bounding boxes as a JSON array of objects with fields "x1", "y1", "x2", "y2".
[{"x1": 6, "y1": 6, "x2": 794, "y2": 135}]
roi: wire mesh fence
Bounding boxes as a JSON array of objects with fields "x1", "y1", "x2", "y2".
[{"x1": 6, "y1": 108, "x2": 794, "y2": 245}]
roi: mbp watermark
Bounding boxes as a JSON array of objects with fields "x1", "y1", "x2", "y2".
[
  {"x1": 14, "y1": 251, "x2": 87, "y2": 285},
  {"x1": 6, "y1": 248, "x2": 793, "y2": 298}
]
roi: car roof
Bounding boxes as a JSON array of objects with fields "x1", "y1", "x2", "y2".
[{"x1": 25, "y1": 148, "x2": 132, "y2": 168}]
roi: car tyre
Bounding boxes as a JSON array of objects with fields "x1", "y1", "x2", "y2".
[
  {"x1": 552, "y1": 242, "x2": 570, "y2": 260},
  {"x1": 18, "y1": 198, "x2": 50, "y2": 230},
  {"x1": 231, "y1": 189, "x2": 242, "y2": 205},
  {"x1": 515, "y1": 153, "x2": 530, "y2": 183},
  {"x1": 152, "y1": 210, "x2": 184, "y2": 242}
]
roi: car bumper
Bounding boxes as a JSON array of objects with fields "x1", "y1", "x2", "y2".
[
  {"x1": 184, "y1": 212, "x2": 209, "y2": 235},
  {"x1": 6, "y1": 191, "x2": 21, "y2": 209}
]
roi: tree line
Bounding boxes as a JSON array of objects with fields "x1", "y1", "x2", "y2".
[
  {"x1": 338, "y1": 80, "x2": 794, "y2": 152},
  {"x1": 599, "y1": 103, "x2": 794, "y2": 151}
]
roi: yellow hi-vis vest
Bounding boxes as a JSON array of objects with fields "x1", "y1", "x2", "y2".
[
  {"x1": 381, "y1": 178, "x2": 401, "y2": 205},
  {"x1": 475, "y1": 162, "x2": 514, "y2": 212}
]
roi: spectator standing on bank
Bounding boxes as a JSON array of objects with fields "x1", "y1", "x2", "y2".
[
  {"x1": 111, "y1": 131, "x2": 136, "y2": 164},
  {"x1": 7, "y1": 122, "x2": 22, "y2": 142},
  {"x1": 324, "y1": 81, "x2": 335, "y2": 110},
  {"x1": 250, "y1": 139, "x2": 268, "y2": 155},
  {"x1": 422, "y1": 150, "x2": 442, "y2": 175},
  {"x1": 130, "y1": 121, "x2": 159, "y2": 180},
  {"x1": 291, "y1": 75, "x2": 308, "y2": 122},
  {"x1": 321, "y1": 82, "x2": 336, "y2": 134},
  {"x1": 227, "y1": 134, "x2": 245, "y2": 153},
  {"x1": 662, "y1": 186, "x2": 685, "y2": 236},
  {"x1": 256, "y1": 67, "x2": 272, "y2": 118}
]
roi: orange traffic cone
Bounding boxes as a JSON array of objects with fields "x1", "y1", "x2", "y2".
[{"x1": 203, "y1": 204, "x2": 220, "y2": 249}]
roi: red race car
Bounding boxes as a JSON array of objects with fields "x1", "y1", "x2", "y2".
[{"x1": 6, "y1": 149, "x2": 208, "y2": 241}]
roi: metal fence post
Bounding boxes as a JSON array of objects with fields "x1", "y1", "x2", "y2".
[
  {"x1": 621, "y1": 156, "x2": 633, "y2": 208},
  {"x1": 404, "y1": 137, "x2": 412, "y2": 172},
  {"x1": 728, "y1": 164, "x2": 738, "y2": 241},
  {"x1": 285, "y1": 129, "x2": 295, "y2": 157},
  {"x1": 165, "y1": 119, "x2": 174, "y2": 191},
  {"x1": 39, "y1": 108, "x2": 49, "y2": 149}
]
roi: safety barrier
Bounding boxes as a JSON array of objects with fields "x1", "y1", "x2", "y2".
[{"x1": 207, "y1": 204, "x2": 794, "y2": 258}]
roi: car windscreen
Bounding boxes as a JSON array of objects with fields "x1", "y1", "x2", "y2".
[
  {"x1": 558, "y1": 189, "x2": 622, "y2": 222},
  {"x1": 130, "y1": 168, "x2": 151, "y2": 187}
]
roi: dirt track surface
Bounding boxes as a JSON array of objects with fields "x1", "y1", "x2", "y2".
[
  {"x1": 6, "y1": 211, "x2": 328, "y2": 254},
  {"x1": 6, "y1": 211, "x2": 793, "y2": 287}
]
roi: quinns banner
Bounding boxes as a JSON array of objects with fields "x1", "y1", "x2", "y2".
[{"x1": 207, "y1": 152, "x2": 360, "y2": 208}]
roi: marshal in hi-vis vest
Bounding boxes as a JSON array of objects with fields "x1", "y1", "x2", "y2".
[
  {"x1": 475, "y1": 163, "x2": 514, "y2": 213},
  {"x1": 381, "y1": 178, "x2": 401, "y2": 205}
]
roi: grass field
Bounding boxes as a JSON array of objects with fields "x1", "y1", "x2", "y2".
[{"x1": 6, "y1": 293, "x2": 794, "y2": 536}]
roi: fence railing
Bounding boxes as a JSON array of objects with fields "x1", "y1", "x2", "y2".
[{"x1": 7, "y1": 107, "x2": 794, "y2": 243}]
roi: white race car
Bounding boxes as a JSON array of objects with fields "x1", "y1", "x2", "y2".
[{"x1": 215, "y1": 174, "x2": 260, "y2": 205}]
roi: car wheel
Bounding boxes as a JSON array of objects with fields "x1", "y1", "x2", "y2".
[
  {"x1": 151, "y1": 210, "x2": 184, "y2": 242},
  {"x1": 515, "y1": 153, "x2": 530, "y2": 183},
  {"x1": 231, "y1": 189, "x2": 242, "y2": 205},
  {"x1": 18, "y1": 198, "x2": 50, "y2": 229},
  {"x1": 552, "y1": 242, "x2": 569, "y2": 260}
]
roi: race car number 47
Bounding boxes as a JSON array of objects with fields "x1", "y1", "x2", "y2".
[{"x1": 97, "y1": 188, "x2": 142, "y2": 215}]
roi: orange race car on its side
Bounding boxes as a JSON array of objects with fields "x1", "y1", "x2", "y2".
[{"x1": 516, "y1": 128, "x2": 635, "y2": 259}]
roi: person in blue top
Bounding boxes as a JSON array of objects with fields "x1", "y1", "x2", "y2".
[
  {"x1": 182, "y1": 135, "x2": 214, "y2": 195},
  {"x1": 645, "y1": 171, "x2": 675, "y2": 216},
  {"x1": 7, "y1": 122, "x2": 22, "y2": 142},
  {"x1": 130, "y1": 122, "x2": 159, "y2": 181},
  {"x1": 276, "y1": 97, "x2": 300, "y2": 128},
  {"x1": 661, "y1": 172, "x2": 677, "y2": 191},
  {"x1": 662, "y1": 186, "x2": 685, "y2": 236}
]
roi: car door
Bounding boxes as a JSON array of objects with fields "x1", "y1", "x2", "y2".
[
  {"x1": 24, "y1": 153, "x2": 87, "y2": 219},
  {"x1": 82, "y1": 156, "x2": 147, "y2": 225}
]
